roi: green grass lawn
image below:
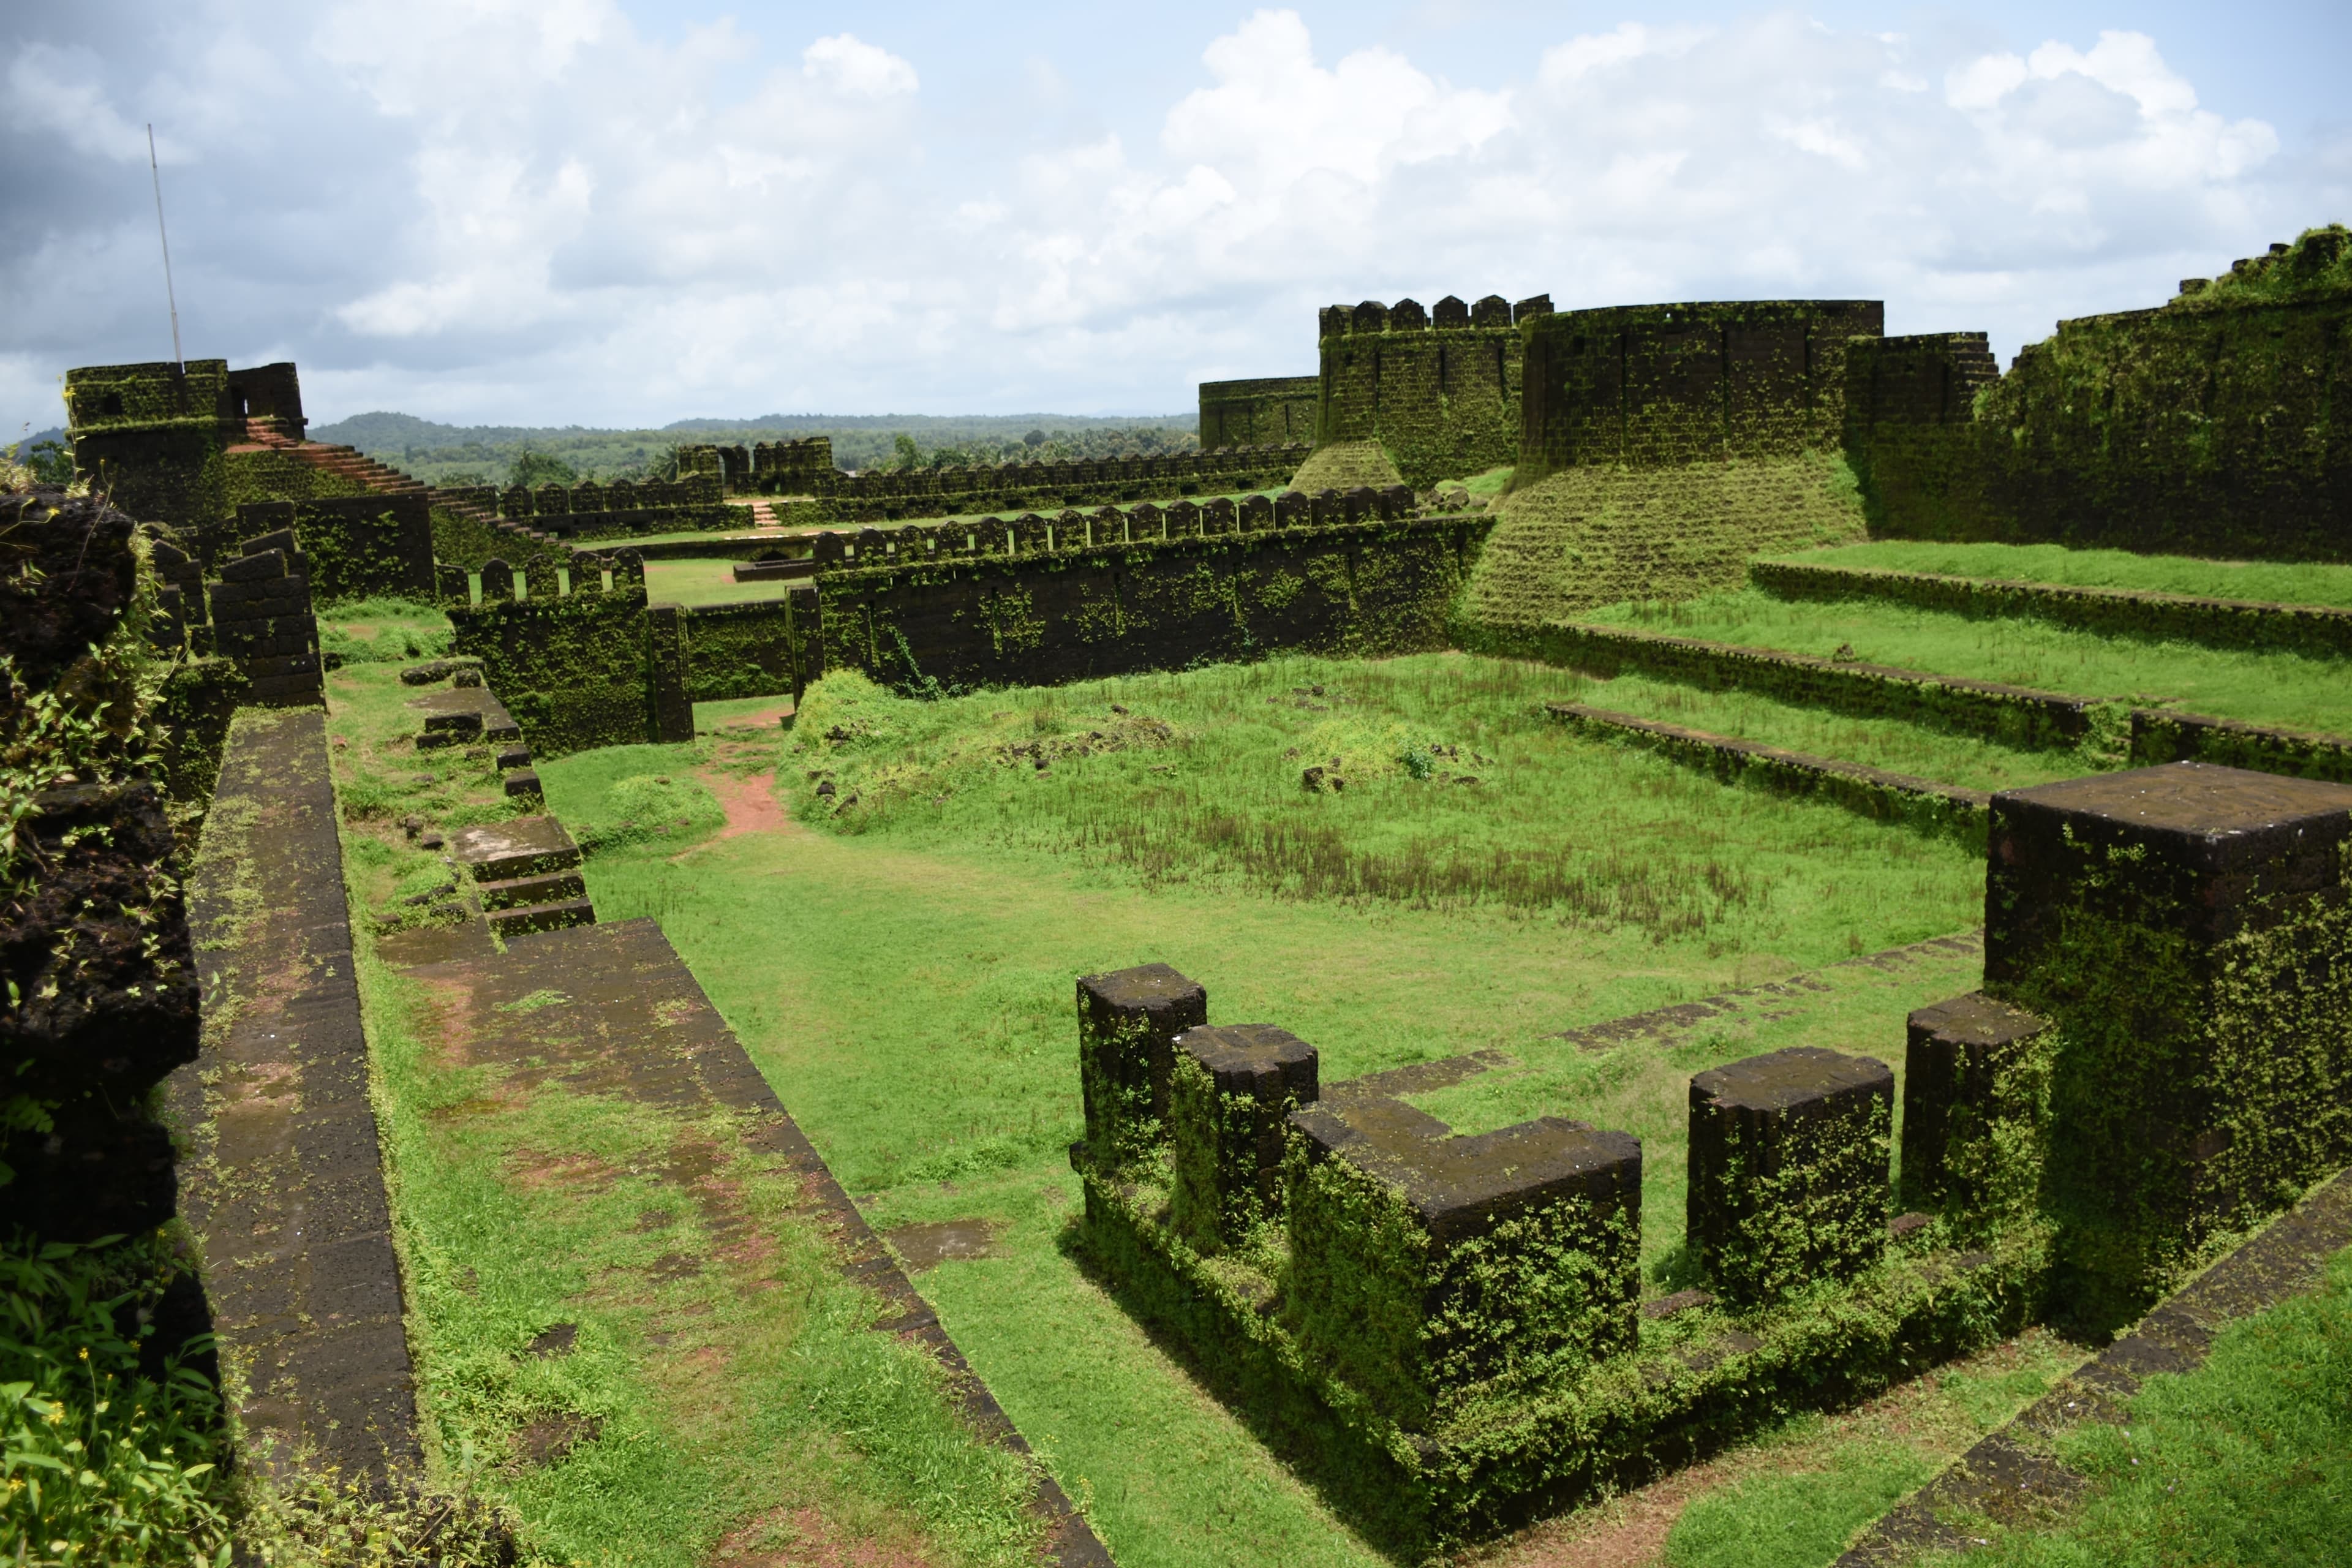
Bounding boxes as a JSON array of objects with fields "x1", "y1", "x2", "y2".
[
  {"x1": 1779, "y1": 540, "x2": 2352, "y2": 609},
  {"x1": 1583, "y1": 590, "x2": 2352, "y2": 736},
  {"x1": 643, "y1": 557, "x2": 800, "y2": 607},
  {"x1": 323, "y1": 663, "x2": 1046, "y2": 1568},
  {"x1": 1538, "y1": 670, "x2": 2090, "y2": 794},
  {"x1": 532, "y1": 651, "x2": 2022, "y2": 1566},
  {"x1": 1912, "y1": 1242, "x2": 2352, "y2": 1568}
]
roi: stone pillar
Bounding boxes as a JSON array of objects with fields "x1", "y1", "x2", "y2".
[
  {"x1": 1985, "y1": 763, "x2": 2352, "y2": 1321},
  {"x1": 1899, "y1": 992, "x2": 2052, "y2": 1228},
  {"x1": 205, "y1": 530, "x2": 322, "y2": 705},
  {"x1": 1687, "y1": 1046, "x2": 1893, "y2": 1305},
  {"x1": 478, "y1": 557, "x2": 515, "y2": 603},
  {"x1": 1286, "y1": 1098, "x2": 1640, "y2": 1430},
  {"x1": 1074, "y1": 963, "x2": 1207, "y2": 1166},
  {"x1": 647, "y1": 602, "x2": 694, "y2": 743},
  {"x1": 1169, "y1": 1024, "x2": 1317, "y2": 1251}
]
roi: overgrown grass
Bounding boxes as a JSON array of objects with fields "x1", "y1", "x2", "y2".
[
  {"x1": 323, "y1": 658, "x2": 1047, "y2": 1567},
  {"x1": 525, "y1": 649, "x2": 2026, "y2": 1567},
  {"x1": 642, "y1": 559, "x2": 797, "y2": 608},
  {"x1": 1583, "y1": 590, "x2": 2352, "y2": 736},
  {"x1": 317, "y1": 596, "x2": 453, "y2": 668},
  {"x1": 1918, "y1": 1242, "x2": 2352, "y2": 1567},
  {"x1": 1778, "y1": 540, "x2": 2352, "y2": 609},
  {"x1": 0, "y1": 1234, "x2": 229, "y2": 1567},
  {"x1": 786, "y1": 655, "x2": 1983, "y2": 951},
  {"x1": 1537, "y1": 671, "x2": 2089, "y2": 794}
]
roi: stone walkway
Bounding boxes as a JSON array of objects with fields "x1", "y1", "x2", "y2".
[{"x1": 174, "y1": 707, "x2": 420, "y2": 1482}]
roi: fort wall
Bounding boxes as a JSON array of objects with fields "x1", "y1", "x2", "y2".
[
  {"x1": 674, "y1": 435, "x2": 1308, "y2": 519},
  {"x1": 813, "y1": 491, "x2": 1482, "y2": 695},
  {"x1": 1845, "y1": 228, "x2": 2352, "y2": 560},
  {"x1": 1199, "y1": 377, "x2": 1319, "y2": 448},
  {"x1": 1314, "y1": 294, "x2": 1550, "y2": 485},
  {"x1": 1517, "y1": 299, "x2": 1883, "y2": 482}
]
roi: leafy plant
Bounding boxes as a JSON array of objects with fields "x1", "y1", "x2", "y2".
[{"x1": 0, "y1": 1234, "x2": 230, "y2": 1567}]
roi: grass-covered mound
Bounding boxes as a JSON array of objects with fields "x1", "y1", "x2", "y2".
[
  {"x1": 1460, "y1": 452, "x2": 1867, "y2": 630},
  {"x1": 1286, "y1": 440, "x2": 1404, "y2": 494}
]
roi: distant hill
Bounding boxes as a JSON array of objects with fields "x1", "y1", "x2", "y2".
[
  {"x1": 10, "y1": 426, "x2": 66, "y2": 451},
  {"x1": 310, "y1": 410, "x2": 1202, "y2": 486}
]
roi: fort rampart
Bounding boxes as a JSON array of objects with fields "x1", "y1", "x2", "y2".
[
  {"x1": 1199, "y1": 376, "x2": 1319, "y2": 448},
  {"x1": 1517, "y1": 299, "x2": 1883, "y2": 481},
  {"x1": 675, "y1": 436, "x2": 1308, "y2": 520},
  {"x1": 1845, "y1": 227, "x2": 2352, "y2": 560},
  {"x1": 1314, "y1": 293, "x2": 1552, "y2": 485}
]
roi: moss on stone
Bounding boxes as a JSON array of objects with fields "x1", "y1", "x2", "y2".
[
  {"x1": 1458, "y1": 452, "x2": 1866, "y2": 628},
  {"x1": 1287, "y1": 440, "x2": 1405, "y2": 494}
]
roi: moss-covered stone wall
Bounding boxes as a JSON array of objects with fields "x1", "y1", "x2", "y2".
[
  {"x1": 1315, "y1": 295, "x2": 1544, "y2": 486},
  {"x1": 447, "y1": 580, "x2": 654, "y2": 757},
  {"x1": 1845, "y1": 227, "x2": 2352, "y2": 560},
  {"x1": 1199, "y1": 376, "x2": 1319, "y2": 448},
  {"x1": 815, "y1": 512, "x2": 1488, "y2": 696},
  {"x1": 1982, "y1": 764, "x2": 2352, "y2": 1330},
  {"x1": 1518, "y1": 300, "x2": 1882, "y2": 483},
  {"x1": 680, "y1": 594, "x2": 805, "y2": 703}
]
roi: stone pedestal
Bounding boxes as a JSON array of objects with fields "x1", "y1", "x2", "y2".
[
  {"x1": 1169, "y1": 1024, "x2": 1318, "y2": 1250},
  {"x1": 1899, "y1": 992, "x2": 2051, "y2": 1227},
  {"x1": 1688, "y1": 1047, "x2": 1893, "y2": 1305},
  {"x1": 1985, "y1": 762, "x2": 2352, "y2": 1319},
  {"x1": 1286, "y1": 1097, "x2": 1640, "y2": 1428},
  {"x1": 1075, "y1": 964, "x2": 1208, "y2": 1164}
]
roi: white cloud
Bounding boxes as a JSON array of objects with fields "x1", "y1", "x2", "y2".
[
  {"x1": 5, "y1": 44, "x2": 173, "y2": 163},
  {"x1": 0, "y1": 6, "x2": 2328, "y2": 432},
  {"x1": 803, "y1": 34, "x2": 919, "y2": 99}
]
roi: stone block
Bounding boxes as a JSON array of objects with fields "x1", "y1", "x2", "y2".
[
  {"x1": 496, "y1": 745, "x2": 532, "y2": 771},
  {"x1": 1687, "y1": 1047, "x2": 1893, "y2": 1305},
  {"x1": 1169, "y1": 1024, "x2": 1318, "y2": 1250},
  {"x1": 1075, "y1": 963, "x2": 1207, "y2": 1164},
  {"x1": 1286, "y1": 1097, "x2": 1640, "y2": 1428},
  {"x1": 1899, "y1": 992, "x2": 2052, "y2": 1227},
  {"x1": 502, "y1": 768, "x2": 542, "y2": 798},
  {"x1": 477, "y1": 869, "x2": 586, "y2": 913},
  {"x1": 219, "y1": 548, "x2": 286, "y2": 582},
  {"x1": 1985, "y1": 762, "x2": 2352, "y2": 1319},
  {"x1": 450, "y1": 815, "x2": 581, "y2": 883},
  {"x1": 486, "y1": 897, "x2": 596, "y2": 938}
]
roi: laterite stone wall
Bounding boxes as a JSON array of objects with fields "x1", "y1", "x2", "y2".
[
  {"x1": 816, "y1": 514, "x2": 1488, "y2": 695},
  {"x1": 1199, "y1": 376, "x2": 1319, "y2": 448},
  {"x1": 1314, "y1": 293, "x2": 1548, "y2": 485},
  {"x1": 1845, "y1": 227, "x2": 2352, "y2": 560}
]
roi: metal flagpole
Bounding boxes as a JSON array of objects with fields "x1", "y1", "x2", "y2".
[{"x1": 147, "y1": 124, "x2": 183, "y2": 371}]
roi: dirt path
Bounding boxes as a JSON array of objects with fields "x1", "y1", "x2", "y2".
[{"x1": 701, "y1": 763, "x2": 798, "y2": 841}]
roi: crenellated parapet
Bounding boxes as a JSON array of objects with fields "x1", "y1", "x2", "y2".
[{"x1": 1313, "y1": 293, "x2": 1553, "y2": 485}]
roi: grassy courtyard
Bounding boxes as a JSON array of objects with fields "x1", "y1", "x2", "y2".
[{"x1": 309, "y1": 565, "x2": 2351, "y2": 1567}]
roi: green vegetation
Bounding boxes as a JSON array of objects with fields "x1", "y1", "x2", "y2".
[
  {"x1": 1463, "y1": 453, "x2": 1866, "y2": 628},
  {"x1": 315, "y1": 412, "x2": 1199, "y2": 488},
  {"x1": 317, "y1": 595, "x2": 453, "y2": 668},
  {"x1": 0, "y1": 1234, "x2": 229, "y2": 1566},
  {"x1": 1920, "y1": 1243, "x2": 2352, "y2": 1568},
  {"x1": 514, "y1": 647, "x2": 2032, "y2": 1564},
  {"x1": 642, "y1": 559, "x2": 795, "y2": 608},
  {"x1": 323, "y1": 661, "x2": 1049, "y2": 1567},
  {"x1": 1664, "y1": 1438, "x2": 1933, "y2": 1568},
  {"x1": 1776, "y1": 540, "x2": 2352, "y2": 611},
  {"x1": 1287, "y1": 440, "x2": 1404, "y2": 494},
  {"x1": 1582, "y1": 589, "x2": 2352, "y2": 736}
]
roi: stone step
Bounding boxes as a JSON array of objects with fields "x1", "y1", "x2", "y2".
[
  {"x1": 477, "y1": 868, "x2": 586, "y2": 912},
  {"x1": 487, "y1": 897, "x2": 597, "y2": 939},
  {"x1": 450, "y1": 815, "x2": 582, "y2": 881}
]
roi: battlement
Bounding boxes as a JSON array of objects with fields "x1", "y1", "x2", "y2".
[
  {"x1": 674, "y1": 439, "x2": 1310, "y2": 518},
  {"x1": 1317, "y1": 294, "x2": 1552, "y2": 339}
]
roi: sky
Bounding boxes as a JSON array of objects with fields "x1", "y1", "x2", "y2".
[{"x1": 4, "y1": 1, "x2": 2346, "y2": 435}]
